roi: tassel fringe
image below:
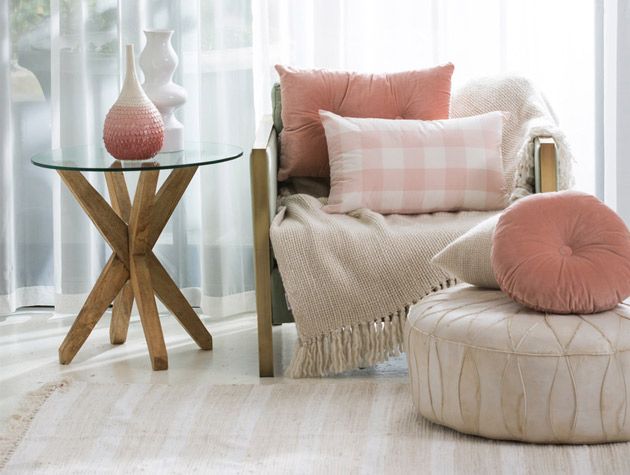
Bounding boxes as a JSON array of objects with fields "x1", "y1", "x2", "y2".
[
  {"x1": 287, "y1": 279, "x2": 456, "y2": 378},
  {"x1": 286, "y1": 311, "x2": 406, "y2": 378}
]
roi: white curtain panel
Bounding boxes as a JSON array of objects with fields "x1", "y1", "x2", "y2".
[
  {"x1": 253, "y1": 0, "x2": 596, "y2": 192},
  {"x1": 1, "y1": 0, "x2": 255, "y2": 315},
  {"x1": 2, "y1": 0, "x2": 601, "y2": 315}
]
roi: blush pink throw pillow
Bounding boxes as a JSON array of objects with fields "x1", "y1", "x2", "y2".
[
  {"x1": 492, "y1": 191, "x2": 630, "y2": 314},
  {"x1": 320, "y1": 110, "x2": 508, "y2": 214},
  {"x1": 275, "y1": 63, "x2": 454, "y2": 181}
]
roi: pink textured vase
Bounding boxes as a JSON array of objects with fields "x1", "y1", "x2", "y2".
[{"x1": 103, "y1": 44, "x2": 164, "y2": 160}]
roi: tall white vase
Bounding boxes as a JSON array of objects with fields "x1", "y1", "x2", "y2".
[{"x1": 139, "y1": 30, "x2": 187, "y2": 153}]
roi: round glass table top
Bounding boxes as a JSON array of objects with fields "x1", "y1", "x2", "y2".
[{"x1": 31, "y1": 142, "x2": 243, "y2": 172}]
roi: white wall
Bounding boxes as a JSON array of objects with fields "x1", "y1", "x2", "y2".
[
  {"x1": 604, "y1": 0, "x2": 630, "y2": 224},
  {"x1": 617, "y1": 1, "x2": 630, "y2": 224}
]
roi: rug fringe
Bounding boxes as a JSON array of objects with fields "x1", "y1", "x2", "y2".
[
  {"x1": 0, "y1": 379, "x2": 71, "y2": 470},
  {"x1": 287, "y1": 279, "x2": 457, "y2": 378}
]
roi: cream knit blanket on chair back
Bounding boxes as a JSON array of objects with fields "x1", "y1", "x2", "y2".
[{"x1": 451, "y1": 75, "x2": 574, "y2": 199}]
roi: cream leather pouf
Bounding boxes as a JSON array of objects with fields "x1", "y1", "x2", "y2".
[{"x1": 405, "y1": 285, "x2": 630, "y2": 444}]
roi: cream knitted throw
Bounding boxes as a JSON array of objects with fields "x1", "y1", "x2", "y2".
[
  {"x1": 270, "y1": 76, "x2": 574, "y2": 378},
  {"x1": 451, "y1": 75, "x2": 574, "y2": 199}
]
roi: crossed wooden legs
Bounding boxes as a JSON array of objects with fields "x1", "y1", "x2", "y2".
[{"x1": 57, "y1": 166, "x2": 212, "y2": 370}]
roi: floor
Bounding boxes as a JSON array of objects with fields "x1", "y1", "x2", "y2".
[{"x1": 0, "y1": 308, "x2": 408, "y2": 428}]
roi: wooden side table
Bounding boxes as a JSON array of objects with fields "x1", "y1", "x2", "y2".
[{"x1": 32, "y1": 143, "x2": 242, "y2": 370}]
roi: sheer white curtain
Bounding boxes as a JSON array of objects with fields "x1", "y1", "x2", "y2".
[
  {"x1": 253, "y1": 0, "x2": 596, "y2": 193},
  {"x1": 1, "y1": 0, "x2": 255, "y2": 315},
  {"x1": 1, "y1": 0, "x2": 604, "y2": 315}
]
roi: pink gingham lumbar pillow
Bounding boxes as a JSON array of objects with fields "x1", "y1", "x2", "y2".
[{"x1": 320, "y1": 110, "x2": 508, "y2": 214}]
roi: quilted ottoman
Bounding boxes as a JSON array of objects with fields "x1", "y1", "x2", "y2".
[{"x1": 405, "y1": 285, "x2": 630, "y2": 444}]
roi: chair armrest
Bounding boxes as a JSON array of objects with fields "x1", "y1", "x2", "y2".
[
  {"x1": 250, "y1": 115, "x2": 278, "y2": 377},
  {"x1": 252, "y1": 115, "x2": 278, "y2": 226},
  {"x1": 533, "y1": 136, "x2": 558, "y2": 192}
]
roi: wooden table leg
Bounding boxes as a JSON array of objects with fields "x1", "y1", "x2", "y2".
[
  {"x1": 148, "y1": 252, "x2": 213, "y2": 350},
  {"x1": 58, "y1": 170, "x2": 130, "y2": 267},
  {"x1": 109, "y1": 282, "x2": 134, "y2": 345},
  {"x1": 128, "y1": 169, "x2": 167, "y2": 370},
  {"x1": 57, "y1": 169, "x2": 131, "y2": 364},
  {"x1": 105, "y1": 172, "x2": 134, "y2": 345},
  {"x1": 149, "y1": 166, "x2": 197, "y2": 246},
  {"x1": 59, "y1": 255, "x2": 129, "y2": 364},
  {"x1": 145, "y1": 167, "x2": 213, "y2": 350}
]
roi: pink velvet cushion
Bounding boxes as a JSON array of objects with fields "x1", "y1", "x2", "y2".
[
  {"x1": 321, "y1": 110, "x2": 508, "y2": 214},
  {"x1": 275, "y1": 63, "x2": 454, "y2": 181},
  {"x1": 492, "y1": 191, "x2": 630, "y2": 314}
]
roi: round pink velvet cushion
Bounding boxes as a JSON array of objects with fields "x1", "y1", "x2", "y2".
[{"x1": 492, "y1": 191, "x2": 630, "y2": 314}]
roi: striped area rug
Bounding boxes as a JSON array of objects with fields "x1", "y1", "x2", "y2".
[{"x1": 1, "y1": 380, "x2": 629, "y2": 474}]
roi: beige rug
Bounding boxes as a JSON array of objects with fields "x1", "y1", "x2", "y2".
[{"x1": 1, "y1": 380, "x2": 629, "y2": 474}]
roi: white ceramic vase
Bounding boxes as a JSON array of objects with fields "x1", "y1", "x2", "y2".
[{"x1": 139, "y1": 30, "x2": 187, "y2": 153}]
